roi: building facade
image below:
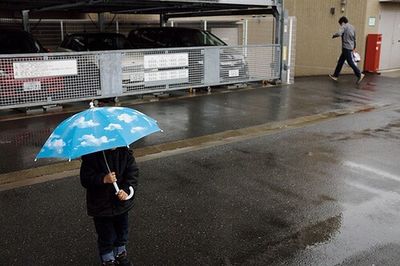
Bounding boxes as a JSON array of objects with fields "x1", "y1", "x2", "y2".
[{"x1": 284, "y1": 0, "x2": 400, "y2": 76}]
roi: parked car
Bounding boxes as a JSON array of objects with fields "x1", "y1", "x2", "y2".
[
  {"x1": 57, "y1": 32, "x2": 142, "y2": 92},
  {"x1": 0, "y1": 29, "x2": 63, "y2": 106},
  {"x1": 57, "y1": 32, "x2": 133, "y2": 52},
  {"x1": 0, "y1": 29, "x2": 47, "y2": 54},
  {"x1": 128, "y1": 27, "x2": 227, "y2": 48},
  {"x1": 57, "y1": 32, "x2": 135, "y2": 100},
  {"x1": 128, "y1": 27, "x2": 249, "y2": 83}
]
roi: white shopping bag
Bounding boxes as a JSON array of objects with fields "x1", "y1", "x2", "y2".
[
  {"x1": 344, "y1": 51, "x2": 361, "y2": 66},
  {"x1": 352, "y1": 51, "x2": 361, "y2": 62}
]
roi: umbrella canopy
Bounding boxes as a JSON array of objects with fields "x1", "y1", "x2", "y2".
[{"x1": 36, "y1": 106, "x2": 161, "y2": 160}]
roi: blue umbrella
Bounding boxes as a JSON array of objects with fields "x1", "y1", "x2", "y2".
[{"x1": 36, "y1": 105, "x2": 162, "y2": 199}]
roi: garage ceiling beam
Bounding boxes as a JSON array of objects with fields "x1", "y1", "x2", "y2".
[
  {"x1": 0, "y1": 1, "x2": 281, "y2": 15},
  {"x1": 113, "y1": 4, "x2": 195, "y2": 14},
  {"x1": 164, "y1": 8, "x2": 275, "y2": 19},
  {"x1": 32, "y1": 0, "x2": 104, "y2": 12}
]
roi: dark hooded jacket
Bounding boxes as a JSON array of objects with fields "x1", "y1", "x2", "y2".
[{"x1": 80, "y1": 147, "x2": 139, "y2": 217}]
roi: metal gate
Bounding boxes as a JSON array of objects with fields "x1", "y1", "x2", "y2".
[{"x1": 0, "y1": 44, "x2": 280, "y2": 109}]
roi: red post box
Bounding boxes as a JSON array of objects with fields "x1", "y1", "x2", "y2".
[{"x1": 364, "y1": 33, "x2": 382, "y2": 73}]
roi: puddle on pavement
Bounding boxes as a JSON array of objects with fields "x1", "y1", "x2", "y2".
[
  {"x1": 229, "y1": 214, "x2": 342, "y2": 265},
  {"x1": 331, "y1": 120, "x2": 400, "y2": 141},
  {"x1": 292, "y1": 214, "x2": 342, "y2": 247}
]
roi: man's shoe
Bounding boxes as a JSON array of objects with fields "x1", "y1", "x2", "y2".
[
  {"x1": 357, "y1": 73, "x2": 365, "y2": 84},
  {"x1": 329, "y1": 74, "x2": 338, "y2": 81},
  {"x1": 102, "y1": 260, "x2": 116, "y2": 266},
  {"x1": 116, "y1": 252, "x2": 133, "y2": 266}
]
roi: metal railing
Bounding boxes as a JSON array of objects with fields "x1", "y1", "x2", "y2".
[{"x1": 0, "y1": 45, "x2": 280, "y2": 110}]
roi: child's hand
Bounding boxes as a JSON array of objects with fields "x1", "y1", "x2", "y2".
[
  {"x1": 117, "y1": 190, "x2": 128, "y2": 201},
  {"x1": 103, "y1": 172, "x2": 117, "y2": 184}
]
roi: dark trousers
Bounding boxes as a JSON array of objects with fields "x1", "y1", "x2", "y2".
[
  {"x1": 333, "y1": 48, "x2": 361, "y2": 78},
  {"x1": 93, "y1": 212, "x2": 129, "y2": 256}
]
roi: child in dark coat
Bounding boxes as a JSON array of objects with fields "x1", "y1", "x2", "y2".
[{"x1": 80, "y1": 147, "x2": 138, "y2": 266}]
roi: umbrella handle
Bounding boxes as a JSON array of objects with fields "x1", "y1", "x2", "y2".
[
  {"x1": 113, "y1": 182, "x2": 134, "y2": 200},
  {"x1": 103, "y1": 151, "x2": 134, "y2": 200}
]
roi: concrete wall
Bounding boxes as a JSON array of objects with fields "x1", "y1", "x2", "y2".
[
  {"x1": 364, "y1": 0, "x2": 381, "y2": 36},
  {"x1": 284, "y1": 0, "x2": 382, "y2": 76},
  {"x1": 247, "y1": 17, "x2": 274, "y2": 44},
  {"x1": 171, "y1": 16, "x2": 275, "y2": 45}
]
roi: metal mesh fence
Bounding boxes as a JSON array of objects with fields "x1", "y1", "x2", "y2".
[
  {"x1": 220, "y1": 45, "x2": 279, "y2": 84},
  {"x1": 0, "y1": 45, "x2": 280, "y2": 109},
  {"x1": 122, "y1": 48, "x2": 204, "y2": 94},
  {"x1": 0, "y1": 53, "x2": 100, "y2": 108}
]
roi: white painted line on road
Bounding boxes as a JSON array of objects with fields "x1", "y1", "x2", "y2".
[{"x1": 344, "y1": 161, "x2": 400, "y2": 183}]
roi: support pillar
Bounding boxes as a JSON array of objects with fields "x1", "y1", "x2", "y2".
[
  {"x1": 22, "y1": 10, "x2": 30, "y2": 32},
  {"x1": 160, "y1": 13, "x2": 168, "y2": 27},
  {"x1": 98, "y1": 13, "x2": 105, "y2": 32}
]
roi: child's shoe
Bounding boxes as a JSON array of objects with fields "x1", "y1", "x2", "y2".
[
  {"x1": 116, "y1": 251, "x2": 133, "y2": 266},
  {"x1": 102, "y1": 260, "x2": 116, "y2": 266}
]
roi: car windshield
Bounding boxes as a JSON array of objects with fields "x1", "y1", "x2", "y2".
[
  {"x1": 86, "y1": 35, "x2": 132, "y2": 50},
  {"x1": 130, "y1": 28, "x2": 178, "y2": 48},
  {"x1": 0, "y1": 31, "x2": 42, "y2": 54},
  {"x1": 63, "y1": 34, "x2": 133, "y2": 51},
  {"x1": 130, "y1": 28, "x2": 226, "y2": 48},
  {"x1": 179, "y1": 30, "x2": 226, "y2": 46}
]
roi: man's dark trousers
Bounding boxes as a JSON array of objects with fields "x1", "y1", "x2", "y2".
[
  {"x1": 93, "y1": 212, "x2": 129, "y2": 257},
  {"x1": 333, "y1": 48, "x2": 361, "y2": 78}
]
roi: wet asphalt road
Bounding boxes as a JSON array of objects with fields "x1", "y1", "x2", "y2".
[
  {"x1": 2, "y1": 101, "x2": 400, "y2": 265},
  {"x1": 1, "y1": 72, "x2": 399, "y2": 174}
]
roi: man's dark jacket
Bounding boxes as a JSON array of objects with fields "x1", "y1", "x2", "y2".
[{"x1": 80, "y1": 147, "x2": 139, "y2": 217}]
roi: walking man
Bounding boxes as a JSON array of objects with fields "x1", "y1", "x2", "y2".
[{"x1": 329, "y1": 16, "x2": 365, "y2": 84}]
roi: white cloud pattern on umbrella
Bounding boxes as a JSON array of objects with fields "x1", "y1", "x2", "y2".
[
  {"x1": 49, "y1": 133, "x2": 61, "y2": 139},
  {"x1": 46, "y1": 138, "x2": 66, "y2": 154},
  {"x1": 104, "y1": 123, "x2": 123, "y2": 131},
  {"x1": 79, "y1": 134, "x2": 115, "y2": 147},
  {"x1": 118, "y1": 113, "x2": 137, "y2": 123},
  {"x1": 107, "y1": 107, "x2": 124, "y2": 112},
  {"x1": 72, "y1": 117, "x2": 100, "y2": 128},
  {"x1": 131, "y1": 126, "x2": 145, "y2": 133}
]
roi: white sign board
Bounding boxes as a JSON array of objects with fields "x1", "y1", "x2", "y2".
[
  {"x1": 229, "y1": 69, "x2": 240, "y2": 77},
  {"x1": 13, "y1": 59, "x2": 78, "y2": 79},
  {"x1": 23, "y1": 81, "x2": 41, "y2": 91},
  {"x1": 144, "y1": 53, "x2": 189, "y2": 69},
  {"x1": 144, "y1": 69, "x2": 189, "y2": 82},
  {"x1": 368, "y1": 17, "x2": 376, "y2": 27}
]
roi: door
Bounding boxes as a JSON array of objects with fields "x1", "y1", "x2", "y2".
[
  {"x1": 393, "y1": 13, "x2": 400, "y2": 69},
  {"x1": 379, "y1": 6, "x2": 400, "y2": 70}
]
